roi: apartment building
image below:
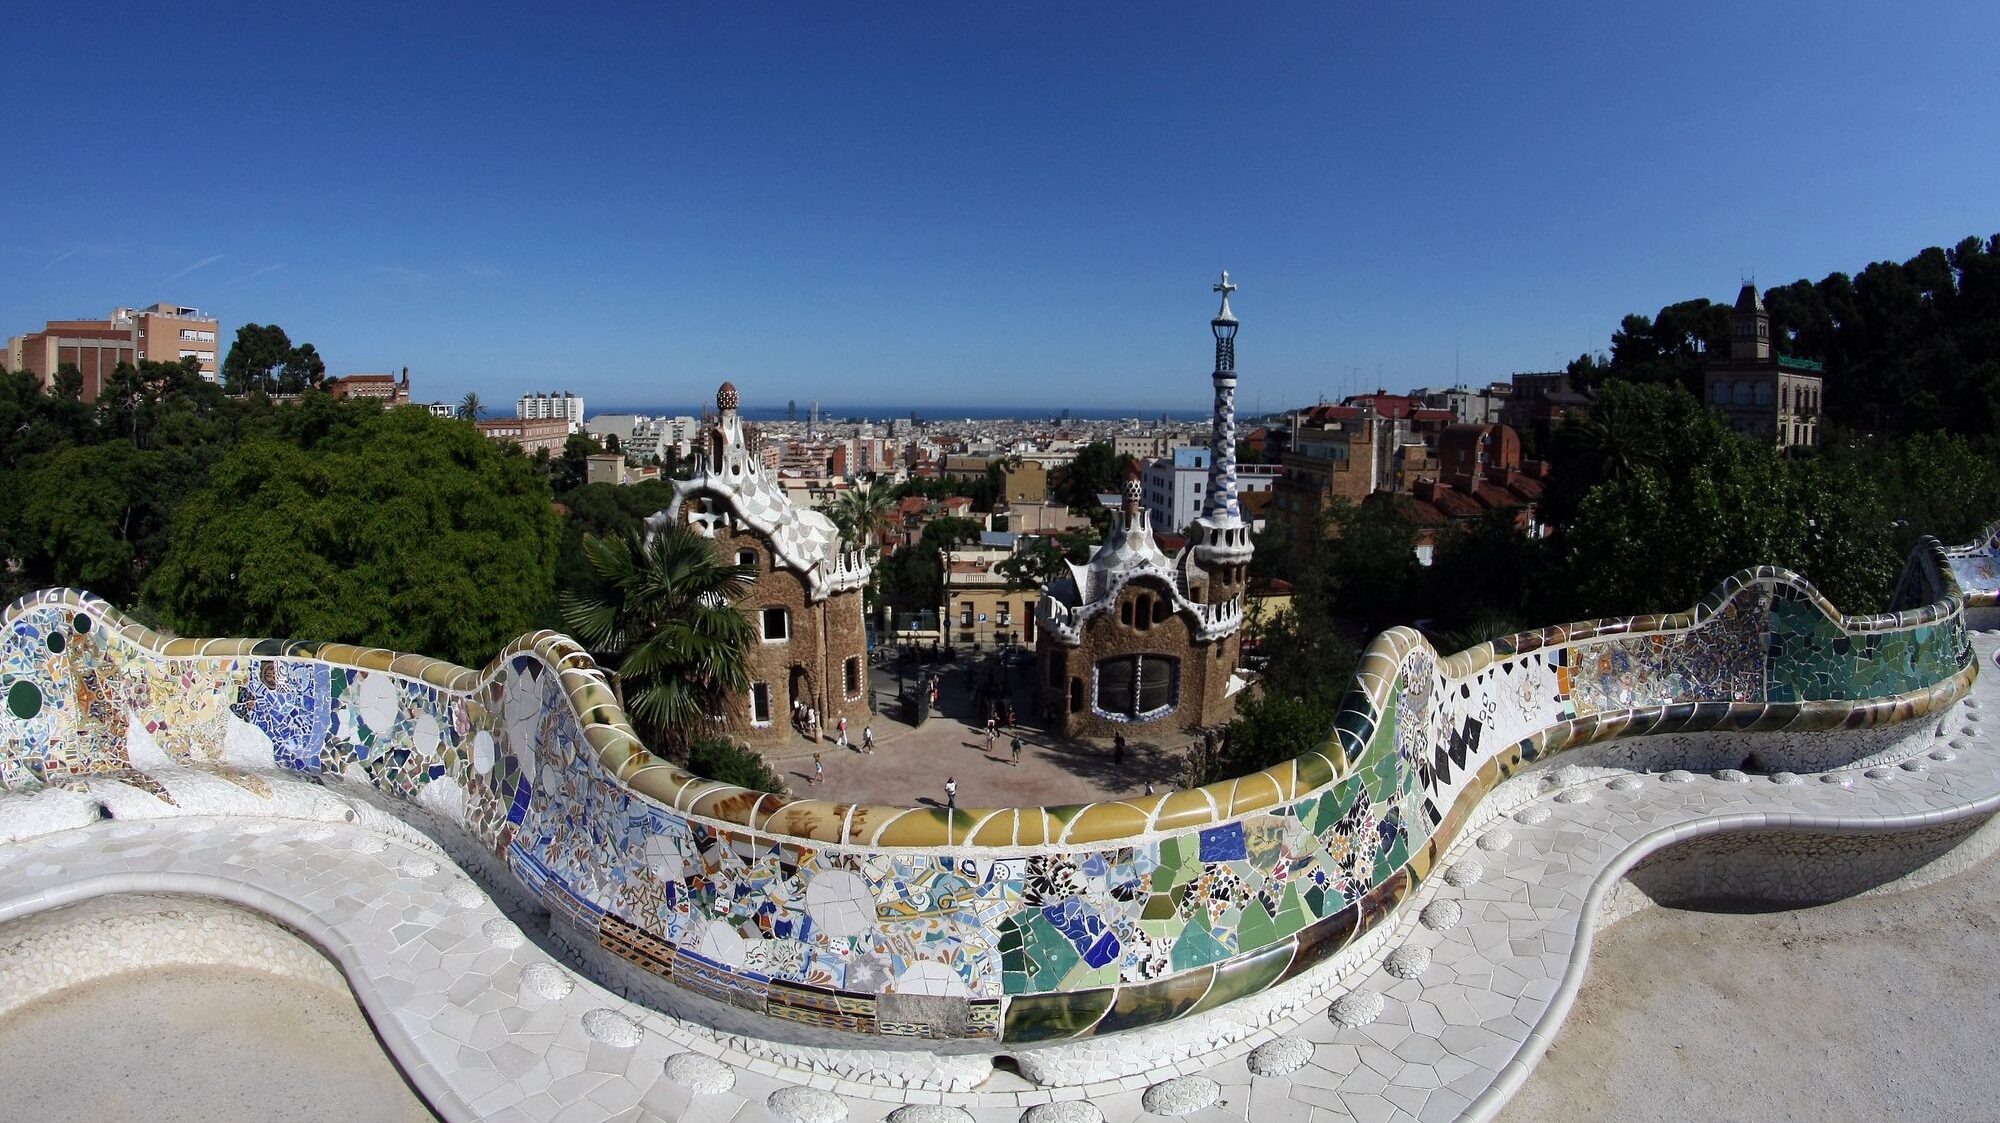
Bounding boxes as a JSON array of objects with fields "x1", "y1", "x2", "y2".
[
  {"x1": 1141, "y1": 446, "x2": 1280, "y2": 535},
  {"x1": 477, "y1": 417, "x2": 571, "y2": 454},
  {"x1": 516, "y1": 391, "x2": 584, "y2": 431},
  {"x1": 7, "y1": 302, "x2": 220, "y2": 401}
]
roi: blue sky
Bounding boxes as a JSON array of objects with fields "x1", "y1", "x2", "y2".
[{"x1": 6, "y1": 1, "x2": 1997, "y2": 413}]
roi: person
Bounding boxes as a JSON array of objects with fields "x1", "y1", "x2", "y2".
[
  {"x1": 944, "y1": 776, "x2": 957, "y2": 812},
  {"x1": 862, "y1": 724, "x2": 876, "y2": 754},
  {"x1": 1010, "y1": 735, "x2": 1023, "y2": 766},
  {"x1": 811, "y1": 752, "x2": 824, "y2": 786},
  {"x1": 1143, "y1": 779, "x2": 1155, "y2": 796},
  {"x1": 1113, "y1": 733, "x2": 1127, "y2": 766},
  {"x1": 985, "y1": 715, "x2": 997, "y2": 751},
  {"x1": 806, "y1": 705, "x2": 818, "y2": 740},
  {"x1": 1005, "y1": 701, "x2": 1016, "y2": 728},
  {"x1": 836, "y1": 715, "x2": 849, "y2": 749}
]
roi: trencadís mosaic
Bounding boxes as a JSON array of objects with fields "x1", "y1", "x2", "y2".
[{"x1": 0, "y1": 536, "x2": 1976, "y2": 1042}]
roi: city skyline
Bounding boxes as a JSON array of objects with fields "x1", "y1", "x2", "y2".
[{"x1": 5, "y1": 1, "x2": 1997, "y2": 409}]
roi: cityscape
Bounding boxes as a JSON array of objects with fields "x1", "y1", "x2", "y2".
[{"x1": 3, "y1": 4, "x2": 1999, "y2": 1123}]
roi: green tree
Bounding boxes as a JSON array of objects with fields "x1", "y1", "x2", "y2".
[
  {"x1": 460, "y1": 391, "x2": 483, "y2": 420},
  {"x1": 559, "y1": 525, "x2": 757, "y2": 754},
  {"x1": 687, "y1": 735, "x2": 787, "y2": 793},
  {"x1": 147, "y1": 405, "x2": 558, "y2": 666},
  {"x1": 221, "y1": 323, "x2": 295, "y2": 394},
  {"x1": 827, "y1": 480, "x2": 896, "y2": 554},
  {"x1": 19, "y1": 442, "x2": 172, "y2": 606},
  {"x1": 1050, "y1": 442, "x2": 1136, "y2": 511},
  {"x1": 278, "y1": 343, "x2": 326, "y2": 393}
]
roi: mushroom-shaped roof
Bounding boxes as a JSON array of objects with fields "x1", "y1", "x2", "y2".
[{"x1": 717, "y1": 381, "x2": 739, "y2": 410}]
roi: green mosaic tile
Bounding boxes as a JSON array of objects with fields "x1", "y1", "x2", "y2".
[{"x1": 1169, "y1": 911, "x2": 1229, "y2": 972}]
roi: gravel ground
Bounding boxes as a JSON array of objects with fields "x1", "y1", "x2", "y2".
[
  {"x1": 0, "y1": 964, "x2": 435, "y2": 1123},
  {"x1": 1500, "y1": 852, "x2": 2000, "y2": 1122}
]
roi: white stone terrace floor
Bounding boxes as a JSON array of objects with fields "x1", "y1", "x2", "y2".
[{"x1": 2, "y1": 634, "x2": 1998, "y2": 1123}]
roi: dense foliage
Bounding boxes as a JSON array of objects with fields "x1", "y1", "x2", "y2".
[{"x1": 148, "y1": 400, "x2": 559, "y2": 667}]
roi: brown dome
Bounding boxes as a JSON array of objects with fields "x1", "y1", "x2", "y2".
[{"x1": 717, "y1": 381, "x2": 739, "y2": 410}]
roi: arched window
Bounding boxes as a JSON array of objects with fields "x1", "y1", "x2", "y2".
[
  {"x1": 1712, "y1": 380, "x2": 1731, "y2": 405},
  {"x1": 1754, "y1": 382, "x2": 1773, "y2": 406},
  {"x1": 1734, "y1": 382, "x2": 1753, "y2": 406}
]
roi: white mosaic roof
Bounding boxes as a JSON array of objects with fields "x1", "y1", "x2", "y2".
[{"x1": 655, "y1": 385, "x2": 869, "y2": 603}]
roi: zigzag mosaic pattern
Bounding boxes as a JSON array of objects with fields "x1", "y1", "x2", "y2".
[{"x1": 0, "y1": 536, "x2": 1979, "y2": 1042}]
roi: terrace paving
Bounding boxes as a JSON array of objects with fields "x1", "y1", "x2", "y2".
[{"x1": 761, "y1": 653, "x2": 1195, "y2": 808}]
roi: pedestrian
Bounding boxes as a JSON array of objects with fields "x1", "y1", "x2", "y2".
[
  {"x1": 945, "y1": 776, "x2": 957, "y2": 813},
  {"x1": 1113, "y1": 733, "x2": 1126, "y2": 766},
  {"x1": 807, "y1": 705, "x2": 818, "y2": 740},
  {"x1": 1005, "y1": 701, "x2": 1016, "y2": 728},
  {"x1": 862, "y1": 724, "x2": 876, "y2": 753},
  {"x1": 1144, "y1": 779, "x2": 1155, "y2": 796},
  {"x1": 1010, "y1": 735, "x2": 1023, "y2": 766},
  {"x1": 812, "y1": 752, "x2": 824, "y2": 786},
  {"x1": 985, "y1": 717, "x2": 997, "y2": 752},
  {"x1": 837, "y1": 715, "x2": 849, "y2": 749}
]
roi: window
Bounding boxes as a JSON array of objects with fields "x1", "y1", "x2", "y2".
[
  {"x1": 751, "y1": 683, "x2": 772, "y2": 725},
  {"x1": 761, "y1": 607, "x2": 789, "y2": 641},
  {"x1": 737, "y1": 548, "x2": 757, "y2": 569},
  {"x1": 961, "y1": 604, "x2": 974, "y2": 628},
  {"x1": 1734, "y1": 383, "x2": 1752, "y2": 406},
  {"x1": 1094, "y1": 655, "x2": 1179, "y2": 719},
  {"x1": 1754, "y1": 382, "x2": 1773, "y2": 406},
  {"x1": 997, "y1": 601, "x2": 1011, "y2": 624},
  {"x1": 844, "y1": 656, "x2": 861, "y2": 697}
]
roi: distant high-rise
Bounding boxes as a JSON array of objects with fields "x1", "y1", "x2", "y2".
[{"x1": 516, "y1": 390, "x2": 585, "y2": 432}]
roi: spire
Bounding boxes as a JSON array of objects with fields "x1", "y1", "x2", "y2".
[{"x1": 1190, "y1": 271, "x2": 1254, "y2": 572}]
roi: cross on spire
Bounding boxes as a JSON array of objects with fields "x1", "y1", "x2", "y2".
[{"x1": 1213, "y1": 270, "x2": 1237, "y2": 297}]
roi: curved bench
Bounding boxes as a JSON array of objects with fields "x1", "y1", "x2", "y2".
[{"x1": 0, "y1": 536, "x2": 1977, "y2": 1047}]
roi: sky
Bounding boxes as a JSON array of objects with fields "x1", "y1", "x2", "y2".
[{"x1": 5, "y1": 1, "x2": 1998, "y2": 414}]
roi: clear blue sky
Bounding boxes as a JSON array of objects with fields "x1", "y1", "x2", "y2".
[{"x1": 6, "y1": 1, "x2": 1997, "y2": 413}]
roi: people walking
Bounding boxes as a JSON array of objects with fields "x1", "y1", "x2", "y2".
[
  {"x1": 1010, "y1": 735, "x2": 1023, "y2": 766},
  {"x1": 862, "y1": 724, "x2": 875, "y2": 753},
  {"x1": 1113, "y1": 733, "x2": 1127, "y2": 766},
  {"x1": 944, "y1": 776, "x2": 957, "y2": 813},
  {"x1": 811, "y1": 752, "x2": 825, "y2": 786},
  {"x1": 836, "y1": 715, "x2": 849, "y2": 749},
  {"x1": 806, "y1": 705, "x2": 819, "y2": 741},
  {"x1": 1143, "y1": 779, "x2": 1155, "y2": 796},
  {"x1": 985, "y1": 715, "x2": 997, "y2": 752}
]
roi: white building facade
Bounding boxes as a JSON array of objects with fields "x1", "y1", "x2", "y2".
[
  {"x1": 1142, "y1": 446, "x2": 1279, "y2": 535},
  {"x1": 516, "y1": 391, "x2": 585, "y2": 431}
]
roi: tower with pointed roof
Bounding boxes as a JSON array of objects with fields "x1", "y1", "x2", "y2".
[
  {"x1": 649, "y1": 382, "x2": 873, "y2": 749},
  {"x1": 1706, "y1": 280, "x2": 1823, "y2": 449},
  {"x1": 1033, "y1": 277, "x2": 1252, "y2": 739}
]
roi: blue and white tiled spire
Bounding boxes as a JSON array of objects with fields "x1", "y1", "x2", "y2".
[{"x1": 1192, "y1": 272, "x2": 1254, "y2": 568}]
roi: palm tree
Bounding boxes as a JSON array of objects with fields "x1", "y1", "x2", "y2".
[
  {"x1": 560, "y1": 525, "x2": 758, "y2": 753},
  {"x1": 460, "y1": 391, "x2": 483, "y2": 421},
  {"x1": 828, "y1": 479, "x2": 897, "y2": 555}
]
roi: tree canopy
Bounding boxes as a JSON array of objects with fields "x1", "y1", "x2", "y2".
[
  {"x1": 221, "y1": 323, "x2": 328, "y2": 394},
  {"x1": 147, "y1": 402, "x2": 558, "y2": 666}
]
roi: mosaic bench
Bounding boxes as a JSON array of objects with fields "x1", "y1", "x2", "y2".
[{"x1": 0, "y1": 533, "x2": 1980, "y2": 1050}]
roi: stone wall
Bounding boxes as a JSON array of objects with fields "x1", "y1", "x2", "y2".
[
  {"x1": 0, "y1": 537, "x2": 1976, "y2": 1048},
  {"x1": 711, "y1": 526, "x2": 870, "y2": 749}
]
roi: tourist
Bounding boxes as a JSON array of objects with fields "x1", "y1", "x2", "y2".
[
  {"x1": 1143, "y1": 779, "x2": 1155, "y2": 796},
  {"x1": 1114, "y1": 733, "x2": 1126, "y2": 766},
  {"x1": 811, "y1": 752, "x2": 824, "y2": 786},
  {"x1": 1005, "y1": 701, "x2": 1016, "y2": 728},
  {"x1": 985, "y1": 715, "x2": 997, "y2": 751},
  {"x1": 1010, "y1": 735, "x2": 1023, "y2": 766},
  {"x1": 862, "y1": 725, "x2": 876, "y2": 754},
  {"x1": 944, "y1": 776, "x2": 957, "y2": 812},
  {"x1": 837, "y1": 715, "x2": 849, "y2": 749},
  {"x1": 807, "y1": 705, "x2": 818, "y2": 740}
]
